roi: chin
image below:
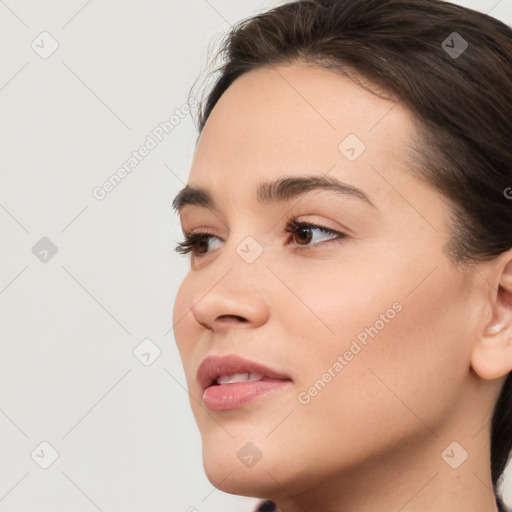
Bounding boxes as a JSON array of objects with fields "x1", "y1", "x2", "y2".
[
  {"x1": 202, "y1": 447, "x2": 274, "y2": 497},
  {"x1": 198, "y1": 425, "x2": 295, "y2": 498},
  {"x1": 200, "y1": 432, "x2": 326, "y2": 502}
]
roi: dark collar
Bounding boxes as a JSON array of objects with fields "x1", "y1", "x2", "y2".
[{"x1": 254, "y1": 494, "x2": 510, "y2": 511}]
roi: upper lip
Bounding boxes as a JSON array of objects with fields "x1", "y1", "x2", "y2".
[{"x1": 196, "y1": 354, "x2": 291, "y2": 393}]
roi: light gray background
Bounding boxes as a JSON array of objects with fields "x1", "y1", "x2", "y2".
[{"x1": 1, "y1": 1, "x2": 511, "y2": 511}]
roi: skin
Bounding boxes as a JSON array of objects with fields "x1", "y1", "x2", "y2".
[{"x1": 172, "y1": 62, "x2": 512, "y2": 512}]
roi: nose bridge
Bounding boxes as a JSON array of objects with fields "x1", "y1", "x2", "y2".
[
  {"x1": 190, "y1": 232, "x2": 271, "y2": 330},
  {"x1": 214, "y1": 212, "x2": 272, "y2": 279}
]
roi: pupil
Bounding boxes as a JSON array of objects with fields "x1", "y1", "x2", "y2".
[
  {"x1": 296, "y1": 227, "x2": 312, "y2": 245},
  {"x1": 198, "y1": 239, "x2": 208, "y2": 253}
]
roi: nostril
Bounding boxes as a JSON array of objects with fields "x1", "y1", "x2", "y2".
[
  {"x1": 218, "y1": 315, "x2": 248, "y2": 323},
  {"x1": 198, "y1": 316, "x2": 247, "y2": 330}
]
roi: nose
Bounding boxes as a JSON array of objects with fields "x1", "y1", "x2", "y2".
[{"x1": 191, "y1": 268, "x2": 271, "y2": 333}]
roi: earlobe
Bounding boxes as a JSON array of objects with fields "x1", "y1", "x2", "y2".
[
  {"x1": 470, "y1": 251, "x2": 512, "y2": 381},
  {"x1": 471, "y1": 326, "x2": 512, "y2": 380},
  {"x1": 486, "y1": 321, "x2": 506, "y2": 335}
]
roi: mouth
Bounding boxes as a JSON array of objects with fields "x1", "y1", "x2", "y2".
[{"x1": 197, "y1": 354, "x2": 293, "y2": 411}]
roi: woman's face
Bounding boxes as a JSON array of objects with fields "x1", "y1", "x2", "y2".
[{"x1": 172, "y1": 63, "x2": 490, "y2": 502}]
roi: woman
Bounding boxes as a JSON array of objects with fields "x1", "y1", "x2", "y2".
[{"x1": 171, "y1": 1, "x2": 512, "y2": 510}]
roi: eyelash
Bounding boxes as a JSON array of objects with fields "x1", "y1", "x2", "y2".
[{"x1": 174, "y1": 218, "x2": 347, "y2": 257}]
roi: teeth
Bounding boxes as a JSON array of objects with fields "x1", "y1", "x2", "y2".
[{"x1": 216, "y1": 372, "x2": 264, "y2": 384}]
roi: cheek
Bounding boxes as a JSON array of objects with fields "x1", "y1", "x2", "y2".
[{"x1": 297, "y1": 267, "x2": 470, "y2": 444}]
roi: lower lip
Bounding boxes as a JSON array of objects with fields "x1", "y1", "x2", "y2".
[{"x1": 202, "y1": 380, "x2": 292, "y2": 411}]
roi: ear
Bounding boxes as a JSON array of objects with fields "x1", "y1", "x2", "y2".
[{"x1": 471, "y1": 248, "x2": 512, "y2": 380}]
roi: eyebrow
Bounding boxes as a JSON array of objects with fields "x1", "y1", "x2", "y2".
[{"x1": 171, "y1": 175, "x2": 376, "y2": 215}]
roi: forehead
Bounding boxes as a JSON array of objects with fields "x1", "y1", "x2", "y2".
[
  {"x1": 191, "y1": 62, "x2": 417, "y2": 171},
  {"x1": 185, "y1": 63, "x2": 425, "y2": 216}
]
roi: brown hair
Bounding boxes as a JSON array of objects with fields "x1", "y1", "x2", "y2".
[{"x1": 190, "y1": 0, "x2": 512, "y2": 495}]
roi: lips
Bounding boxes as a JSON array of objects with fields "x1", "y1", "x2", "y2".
[
  {"x1": 197, "y1": 354, "x2": 291, "y2": 392},
  {"x1": 196, "y1": 354, "x2": 292, "y2": 410}
]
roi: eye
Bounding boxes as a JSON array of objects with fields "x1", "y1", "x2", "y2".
[
  {"x1": 174, "y1": 218, "x2": 347, "y2": 258},
  {"x1": 284, "y1": 218, "x2": 346, "y2": 251},
  {"x1": 174, "y1": 229, "x2": 222, "y2": 256}
]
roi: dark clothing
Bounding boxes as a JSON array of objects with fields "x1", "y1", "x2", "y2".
[
  {"x1": 254, "y1": 494, "x2": 510, "y2": 511},
  {"x1": 254, "y1": 501, "x2": 278, "y2": 511}
]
